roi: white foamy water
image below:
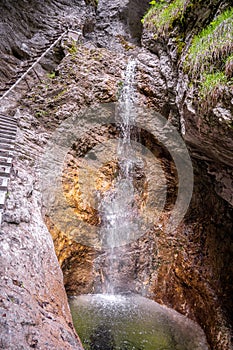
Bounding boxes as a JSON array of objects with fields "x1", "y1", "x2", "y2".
[
  {"x1": 99, "y1": 60, "x2": 139, "y2": 250},
  {"x1": 98, "y1": 60, "x2": 141, "y2": 293}
]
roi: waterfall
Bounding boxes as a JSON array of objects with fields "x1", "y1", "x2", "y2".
[
  {"x1": 98, "y1": 60, "x2": 140, "y2": 293},
  {"x1": 69, "y1": 60, "x2": 209, "y2": 350}
]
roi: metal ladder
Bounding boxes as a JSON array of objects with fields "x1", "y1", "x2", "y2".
[
  {"x1": 0, "y1": 29, "x2": 82, "y2": 225},
  {"x1": 0, "y1": 31, "x2": 68, "y2": 225},
  {"x1": 0, "y1": 114, "x2": 17, "y2": 224}
]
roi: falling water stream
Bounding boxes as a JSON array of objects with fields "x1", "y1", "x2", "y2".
[
  {"x1": 69, "y1": 60, "x2": 209, "y2": 350},
  {"x1": 98, "y1": 60, "x2": 140, "y2": 294}
]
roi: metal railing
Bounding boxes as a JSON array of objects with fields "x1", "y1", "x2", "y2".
[{"x1": 0, "y1": 29, "x2": 82, "y2": 101}]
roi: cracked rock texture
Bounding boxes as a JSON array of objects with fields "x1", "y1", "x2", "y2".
[
  {"x1": 0, "y1": 110, "x2": 83, "y2": 349},
  {"x1": 0, "y1": 0, "x2": 232, "y2": 350}
]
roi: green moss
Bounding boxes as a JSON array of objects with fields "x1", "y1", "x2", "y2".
[
  {"x1": 176, "y1": 36, "x2": 186, "y2": 55},
  {"x1": 225, "y1": 54, "x2": 233, "y2": 65},
  {"x1": 68, "y1": 40, "x2": 78, "y2": 55},
  {"x1": 47, "y1": 71, "x2": 56, "y2": 79},
  {"x1": 185, "y1": 8, "x2": 233, "y2": 76},
  {"x1": 142, "y1": 0, "x2": 190, "y2": 34},
  {"x1": 85, "y1": 0, "x2": 98, "y2": 8},
  {"x1": 141, "y1": 0, "x2": 167, "y2": 25},
  {"x1": 184, "y1": 7, "x2": 233, "y2": 110},
  {"x1": 54, "y1": 88, "x2": 67, "y2": 100},
  {"x1": 116, "y1": 80, "x2": 124, "y2": 99},
  {"x1": 117, "y1": 35, "x2": 135, "y2": 51},
  {"x1": 35, "y1": 110, "x2": 48, "y2": 118},
  {"x1": 199, "y1": 71, "x2": 228, "y2": 99}
]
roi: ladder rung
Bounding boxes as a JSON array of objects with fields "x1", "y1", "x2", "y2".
[
  {"x1": 0, "y1": 127, "x2": 17, "y2": 134},
  {"x1": 0, "y1": 144, "x2": 15, "y2": 151}
]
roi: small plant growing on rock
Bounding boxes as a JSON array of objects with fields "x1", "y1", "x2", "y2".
[
  {"x1": 185, "y1": 7, "x2": 233, "y2": 77},
  {"x1": 68, "y1": 40, "x2": 78, "y2": 56},
  {"x1": 184, "y1": 7, "x2": 233, "y2": 111},
  {"x1": 142, "y1": 0, "x2": 189, "y2": 35},
  {"x1": 199, "y1": 71, "x2": 228, "y2": 100},
  {"x1": 35, "y1": 110, "x2": 48, "y2": 118},
  {"x1": 47, "y1": 71, "x2": 56, "y2": 79}
]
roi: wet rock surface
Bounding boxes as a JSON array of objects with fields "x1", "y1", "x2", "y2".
[
  {"x1": 0, "y1": 0, "x2": 88, "y2": 86},
  {"x1": 0, "y1": 111, "x2": 83, "y2": 349},
  {"x1": 0, "y1": 0, "x2": 232, "y2": 350}
]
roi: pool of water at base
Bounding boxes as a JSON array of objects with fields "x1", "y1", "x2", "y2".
[{"x1": 69, "y1": 294, "x2": 209, "y2": 350}]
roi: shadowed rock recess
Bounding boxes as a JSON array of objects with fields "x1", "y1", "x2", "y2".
[{"x1": 0, "y1": 0, "x2": 232, "y2": 349}]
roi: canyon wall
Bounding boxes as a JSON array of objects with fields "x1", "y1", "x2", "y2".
[{"x1": 0, "y1": 0, "x2": 232, "y2": 349}]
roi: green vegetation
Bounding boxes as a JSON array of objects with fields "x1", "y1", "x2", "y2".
[
  {"x1": 185, "y1": 7, "x2": 233, "y2": 107},
  {"x1": 186, "y1": 7, "x2": 233, "y2": 76},
  {"x1": 141, "y1": 0, "x2": 167, "y2": 25},
  {"x1": 117, "y1": 35, "x2": 135, "y2": 51},
  {"x1": 116, "y1": 80, "x2": 124, "y2": 98},
  {"x1": 68, "y1": 40, "x2": 78, "y2": 55},
  {"x1": 85, "y1": 0, "x2": 98, "y2": 8},
  {"x1": 35, "y1": 110, "x2": 48, "y2": 118},
  {"x1": 47, "y1": 71, "x2": 56, "y2": 79},
  {"x1": 199, "y1": 71, "x2": 228, "y2": 99},
  {"x1": 142, "y1": 0, "x2": 189, "y2": 34},
  {"x1": 142, "y1": 1, "x2": 233, "y2": 107}
]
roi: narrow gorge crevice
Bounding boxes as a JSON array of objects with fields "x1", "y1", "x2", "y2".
[{"x1": 0, "y1": 1, "x2": 232, "y2": 349}]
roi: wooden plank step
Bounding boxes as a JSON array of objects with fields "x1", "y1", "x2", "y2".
[
  {"x1": 0, "y1": 120, "x2": 17, "y2": 127},
  {"x1": 0, "y1": 164, "x2": 11, "y2": 175},
  {"x1": 5, "y1": 80, "x2": 17, "y2": 86},
  {"x1": 36, "y1": 49, "x2": 46, "y2": 53},
  {"x1": 16, "y1": 69, "x2": 27, "y2": 74},
  {"x1": 0, "y1": 125, "x2": 17, "y2": 132},
  {"x1": 0, "y1": 113, "x2": 17, "y2": 120},
  {"x1": 0, "y1": 173, "x2": 10, "y2": 178},
  {"x1": 0, "y1": 155, "x2": 13, "y2": 162},
  {"x1": 0, "y1": 130, "x2": 17, "y2": 138}
]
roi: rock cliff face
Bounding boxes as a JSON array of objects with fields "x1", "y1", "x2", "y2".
[{"x1": 0, "y1": 0, "x2": 232, "y2": 350}]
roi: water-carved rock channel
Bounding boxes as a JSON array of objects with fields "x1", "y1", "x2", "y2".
[
  {"x1": 67, "y1": 61, "x2": 208, "y2": 349},
  {"x1": 0, "y1": 1, "x2": 232, "y2": 350}
]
